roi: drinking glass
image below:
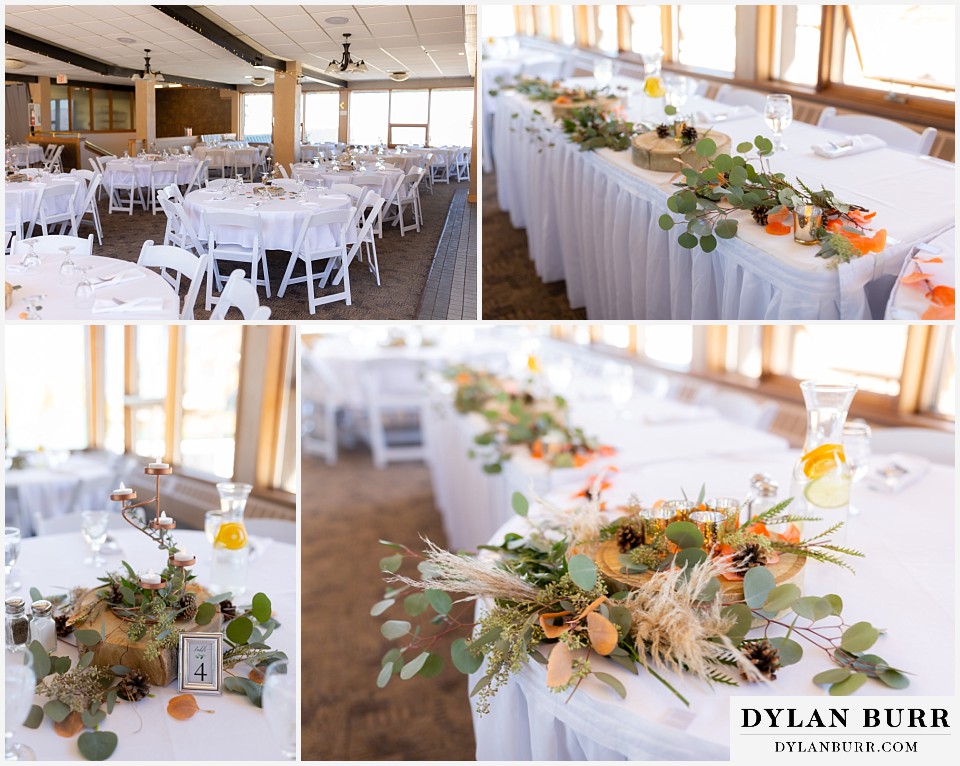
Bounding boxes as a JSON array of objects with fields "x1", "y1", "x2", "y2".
[
  {"x1": 5, "y1": 527, "x2": 22, "y2": 591},
  {"x1": 605, "y1": 363, "x2": 634, "y2": 412},
  {"x1": 80, "y1": 510, "x2": 110, "y2": 567},
  {"x1": 843, "y1": 420, "x2": 872, "y2": 516},
  {"x1": 763, "y1": 94, "x2": 793, "y2": 152},
  {"x1": 262, "y1": 660, "x2": 296, "y2": 760},
  {"x1": 204, "y1": 510, "x2": 224, "y2": 546},
  {"x1": 22, "y1": 295, "x2": 45, "y2": 320},
  {"x1": 58, "y1": 245, "x2": 77, "y2": 284},
  {"x1": 5, "y1": 649, "x2": 36, "y2": 760},
  {"x1": 18, "y1": 239, "x2": 39, "y2": 270},
  {"x1": 74, "y1": 264, "x2": 95, "y2": 309}
]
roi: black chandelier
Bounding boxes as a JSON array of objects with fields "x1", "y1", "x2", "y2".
[
  {"x1": 325, "y1": 34, "x2": 367, "y2": 74},
  {"x1": 130, "y1": 49, "x2": 164, "y2": 83}
]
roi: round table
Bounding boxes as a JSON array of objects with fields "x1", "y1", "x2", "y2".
[
  {"x1": 9, "y1": 144, "x2": 45, "y2": 166},
  {"x1": 5, "y1": 177, "x2": 84, "y2": 231},
  {"x1": 102, "y1": 157, "x2": 199, "y2": 188},
  {"x1": 5, "y1": 253, "x2": 179, "y2": 320},
  {"x1": 291, "y1": 165, "x2": 404, "y2": 196},
  {"x1": 468, "y1": 452, "x2": 955, "y2": 760},
  {"x1": 8, "y1": 529, "x2": 296, "y2": 761},
  {"x1": 182, "y1": 188, "x2": 355, "y2": 252}
]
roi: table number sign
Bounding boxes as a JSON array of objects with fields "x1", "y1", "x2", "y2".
[{"x1": 178, "y1": 632, "x2": 223, "y2": 694}]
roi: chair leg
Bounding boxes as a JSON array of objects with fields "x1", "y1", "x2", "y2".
[
  {"x1": 260, "y1": 249, "x2": 272, "y2": 298},
  {"x1": 277, "y1": 251, "x2": 298, "y2": 297},
  {"x1": 305, "y1": 256, "x2": 317, "y2": 315}
]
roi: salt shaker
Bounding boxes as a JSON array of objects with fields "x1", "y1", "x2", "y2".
[
  {"x1": 5, "y1": 597, "x2": 30, "y2": 650},
  {"x1": 30, "y1": 600, "x2": 58, "y2": 653},
  {"x1": 745, "y1": 473, "x2": 780, "y2": 522}
]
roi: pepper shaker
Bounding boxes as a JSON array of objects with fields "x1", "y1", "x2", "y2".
[{"x1": 5, "y1": 597, "x2": 30, "y2": 650}]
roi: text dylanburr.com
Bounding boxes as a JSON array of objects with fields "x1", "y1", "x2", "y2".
[{"x1": 730, "y1": 698, "x2": 955, "y2": 763}]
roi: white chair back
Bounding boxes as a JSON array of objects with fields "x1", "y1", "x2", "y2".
[
  {"x1": 714, "y1": 84, "x2": 768, "y2": 112},
  {"x1": 816, "y1": 108, "x2": 937, "y2": 155},
  {"x1": 12, "y1": 233, "x2": 94, "y2": 256},
  {"x1": 137, "y1": 239, "x2": 209, "y2": 320},
  {"x1": 71, "y1": 172, "x2": 103, "y2": 245},
  {"x1": 869, "y1": 428, "x2": 954, "y2": 465},
  {"x1": 210, "y1": 269, "x2": 271, "y2": 320}
]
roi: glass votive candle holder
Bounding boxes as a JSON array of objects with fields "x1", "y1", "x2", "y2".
[
  {"x1": 660, "y1": 499, "x2": 696, "y2": 522},
  {"x1": 204, "y1": 510, "x2": 224, "y2": 546},
  {"x1": 705, "y1": 497, "x2": 741, "y2": 534},
  {"x1": 640, "y1": 505, "x2": 676, "y2": 543},
  {"x1": 688, "y1": 510, "x2": 728, "y2": 553},
  {"x1": 793, "y1": 204, "x2": 823, "y2": 246}
]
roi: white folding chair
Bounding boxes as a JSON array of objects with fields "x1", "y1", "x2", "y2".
[
  {"x1": 184, "y1": 158, "x2": 209, "y2": 194},
  {"x1": 328, "y1": 182, "x2": 364, "y2": 201},
  {"x1": 359, "y1": 358, "x2": 427, "y2": 469},
  {"x1": 137, "y1": 240, "x2": 209, "y2": 320},
  {"x1": 167, "y1": 198, "x2": 208, "y2": 258},
  {"x1": 389, "y1": 167, "x2": 425, "y2": 236},
  {"x1": 12, "y1": 233, "x2": 94, "y2": 257},
  {"x1": 4, "y1": 192, "x2": 24, "y2": 252},
  {"x1": 243, "y1": 518, "x2": 296, "y2": 543},
  {"x1": 209, "y1": 269, "x2": 271, "y2": 320},
  {"x1": 695, "y1": 388, "x2": 778, "y2": 431},
  {"x1": 36, "y1": 183, "x2": 79, "y2": 236},
  {"x1": 454, "y1": 148, "x2": 471, "y2": 181},
  {"x1": 162, "y1": 182, "x2": 185, "y2": 206},
  {"x1": 869, "y1": 428, "x2": 954, "y2": 465},
  {"x1": 146, "y1": 162, "x2": 179, "y2": 214},
  {"x1": 42, "y1": 144, "x2": 58, "y2": 163},
  {"x1": 205, "y1": 178, "x2": 229, "y2": 190},
  {"x1": 71, "y1": 172, "x2": 103, "y2": 245},
  {"x1": 203, "y1": 209, "x2": 270, "y2": 310},
  {"x1": 430, "y1": 151, "x2": 450, "y2": 184},
  {"x1": 714, "y1": 85, "x2": 768, "y2": 112},
  {"x1": 277, "y1": 208, "x2": 353, "y2": 313},
  {"x1": 205, "y1": 150, "x2": 226, "y2": 179},
  {"x1": 276, "y1": 164, "x2": 290, "y2": 179},
  {"x1": 816, "y1": 108, "x2": 937, "y2": 155},
  {"x1": 41, "y1": 145, "x2": 64, "y2": 173},
  {"x1": 233, "y1": 149, "x2": 258, "y2": 181},
  {"x1": 302, "y1": 354, "x2": 343, "y2": 465},
  {"x1": 106, "y1": 163, "x2": 144, "y2": 215},
  {"x1": 350, "y1": 195, "x2": 386, "y2": 286}
]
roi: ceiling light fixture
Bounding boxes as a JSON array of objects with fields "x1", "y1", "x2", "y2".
[
  {"x1": 245, "y1": 76, "x2": 268, "y2": 87},
  {"x1": 117, "y1": 37, "x2": 136, "y2": 44},
  {"x1": 324, "y1": 34, "x2": 367, "y2": 75},
  {"x1": 5, "y1": 58, "x2": 27, "y2": 70},
  {"x1": 324, "y1": 16, "x2": 350, "y2": 25},
  {"x1": 130, "y1": 49, "x2": 164, "y2": 83},
  {"x1": 389, "y1": 71, "x2": 409, "y2": 82}
]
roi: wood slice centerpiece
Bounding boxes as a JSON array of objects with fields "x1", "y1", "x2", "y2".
[
  {"x1": 75, "y1": 584, "x2": 223, "y2": 687},
  {"x1": 631, "y1": 130, "x2": 732, "y2": 173},
  {"x1": 552, "y1": 96, "x2": 620, "y2": 121},
  {"x1": 589, "y1": 538, "x2": 806, "y2": 612}
]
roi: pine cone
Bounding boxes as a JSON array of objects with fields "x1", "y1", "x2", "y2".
[
  {"x1": 54, "y1": 613, "x2": 75, "y2": 639},
  {"x1": 655, "y1": 124, "x2": 671, "y2": 139},
  {"x1": 219, "y1": 600, "x2": 237, "y2": 620},
  {"x1": 104, "y1": 579, "x2": 123, "y2": 606},
  {"x1": 176, "y1": 593, "x2": 198, "y2": 622},
  {"x1": 116, "y1": 669, "x2": 151, "y2": 702},
  {"x1": 681, "y1": 126, "x2": 699, "y2": 145},
  {"x1": 731, "y1": 542, "x2": 768, "y2": 574},
  {"x1": 751, "y1": 206, "x2": 769, "y2": 226},
  {"x1": 615, "y1": 522, "x2": 644, "y2": 553},
  {"x1": 742, "y1": 639, "x2": 781, "y2": 681}
]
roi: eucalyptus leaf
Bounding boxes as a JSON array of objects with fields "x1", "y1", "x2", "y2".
[
  {"x1": 699, "y1": 234, "x2": 718, "y2": 253},
  {"x1": 666, "y1": 521, "x2": 702, "y2": 550},
  {"x1": 511, "y1": 492, "x2": 529, "y2": 517},
  {"x1": 695, "y1": 137, "x2": 716, "y2": 157},
  {"x1": 768, "y1": 636, "x2": 803, "y2": 666},
  {"x1": 762, "y1": 583, "x2": 801, "y2": 614},
  {"x1": 370, "y1": 599, "x2": 395, "y2": 617},
  {"x1": 78, "y1": 731, "x2": 118, "y2": 761},
  {"x1": 658, "y1": 214, "x2": 675, "y2": 231},
  {"x1": 879, "y1": 668, "x2": 909, "y2": 689},
  {"x1": 742, "y1": 566, "x2": 776, "y2": 609},
  {"x1": 829, "y1": 672, "x2": 868, "y2": 696},
  {"x1": 696, "y1": 577, "x2": 720, "y2": 602},
  {"x1": 792, "y1": 596, "x2": 832, "y2": 623},
  {"x1": 674, "y1": 548, "x2": 707, "y2": 570},
  {"x1": 714, "y1": 154, "x2": 733, "y2": 173},
  {"x1": 380, "y1": 620, "x2": 412, "y2": 640},
  {"x1": 812, "y1": 668, "x2": 851, "y2": 685},
  {"x1": 403, "y1": 592, "x2": 430, "y2": 616},
  {"x1": 664, "y1": 104, "x2": 677, "y2": 116},
  {"x1": 608, "y1": 652, "x2": 640, "y2": 674},
  {"x1": 470, "y1": 673, "x2": 493, "y2": 697},
  {"x1": 78, "y1": 652, "x2": 95, "y2": 669},
  {"x1": 376, "y1": 662, "x2": 394, "y2": 688},
  {"x1": 224, "y1": 676, "x2": 263, "y2": 707},
  {"x1": 825, "y1": 594, "x2": 843, "y2": 615},
  {"x1": 736, "y1": 141, "x2": 753, "y2": 153},
  {"x1": 24, "y1": 705, "x2": 43, "y2": 729},
  {"x1": 451, "y1": 638, "x2": 484, "y2": 674},
  {"x1": 418, "y1": 653, "x2": 445, "y2": 678},
  {"x1": 251, "y1": 593, "x2": 272, "y2": 623},
  {"x1": 840, "y1": 622, "x2": 879, "y2": 653},
  {"x1": 195, "y1": 602, "x2": 217, "y2": 626},
  {"x1": 81, "y1": 709, "x2": 107, "y2": 729},
  {"x1": 425, "y1": 589, "x2": 453, "y2": 615},
  {"x1": 75, "y1": 629, "x2": 102, "y2": 648},
  {"x1": 593, "y1": 671, "x2": 627, "y2": 699},
  {"x1": 607, "y1": 605, "x2": 633, "y2": 638},
  {"x1": 225, "y1": 615, "x2": 254, "y2": 646},
  {"x1": 721, "y1": 604, "x2": 753, "y2": 644},
  {"x1": 714, "y1": 218, "x2": 738, "y2": 240},
  {"x1": 29, "y1": 641, "x2": 51, "y2": 679},
  {"x1": 30, "y1": 587, "x2": 44, "y2": 603},
  {"x1": 52, "y1": 655, "x2": 71, "y2": 674},
  {"x1": 379, "y1": 553, "x2": 403, "y2": 574},
  {"x1": 567, "y1": 554, "x2": 598, "y2": 591},
  {"x1": 43, "y1": 699, "x2": 71, "y2": 723},
  {"x1": 399, "y1": 652, "x2": 429, "y2": 680}
]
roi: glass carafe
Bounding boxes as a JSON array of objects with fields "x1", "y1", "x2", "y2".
[
  {"x1": 641, "y1": 49, "x2": 665, "y2": 119},
  {"x1": 790, "y1": 382, "x2": 857, "y2": 538},
  {"x1": 209, "y1": 482, "x2": 252, "y2": 598}
]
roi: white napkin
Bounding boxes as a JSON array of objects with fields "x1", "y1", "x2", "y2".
[
  {"x1": 91, "y1": 297, "x2": 165, "y2": 314},
  {"x1": 864, "y1": 452, "x2": 930, "y2": 493},
  {"x1": 92, "y1": 268, "x2": 147, "y2": 290},
  {"x1": 812, "y1": 134, "x2": 886, "y2": 159},
  {"x1": 693, "y1": 105, "x2": 755, "y2": 123}
]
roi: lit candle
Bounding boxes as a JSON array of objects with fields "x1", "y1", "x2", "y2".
[
  {"x1": 173, "y1": 549, "x2": 192, "y2": 563},
  {"x1": 141, "y1": 570, "x2": 161, "y2": 585},
  {"x1": 149, "y1": 456, "x2": 169, "y2": 469},
  {"x1": 793, "y1": 205, "x2": 824, "y2": 246},
  {"x1": 113, "y1": 482, "x2": 133, "y2": 496},
  {"x1": 157, "y1": 511, "x2": 174, "y2": 528}
]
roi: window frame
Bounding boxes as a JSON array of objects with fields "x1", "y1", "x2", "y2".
[{"x1": 50, "y1": 84, "x2": 135, "y2": 133}]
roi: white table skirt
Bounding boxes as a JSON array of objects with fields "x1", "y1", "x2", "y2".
[
  {"x1": 493, "y1": 89, "x2": 955, "y2": 319},
  {"x1": 5, "y1": 254, "x2": 179, "y2": 320},
  {"x1": 423, "y1": 391, "x2": 789, "y2": 551},
  {"x1": 10, "y1": 144, "x2": 45, "y2": 165},
  {"x1": 470, "y1": 452, "x2": 955, "y2": 760},
  {"x1": 103, "y1": 158, "x2": 198, "y2": 189},
  {"x1": 183, "y1": 189, "x2": 355, "y2": 252},
  {"x1": 5, "y1": 178, "x2": 84, "y2": 225},
  {"x1": 885, "y1": 227, "x2": 955, "y2": 319},
  {"x1": 10, "y1": 529, "x2": 296, "y2": 761}
]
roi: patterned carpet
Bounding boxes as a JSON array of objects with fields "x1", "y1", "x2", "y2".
[
  {"x1": 87, "y1": 178, "x2": 466, "y2": 319},
  {"x1": 481, "y1": 170, "x2": 586, "y2": 320},
  {"x1": 301, "y1": 448, "x2": 475, "y2": 760}
]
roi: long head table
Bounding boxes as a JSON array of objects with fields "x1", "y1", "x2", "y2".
[
  {"x1": 492, "y1": 81, "x2": 954, "y2": 320},
  {"x1": 468, "y1": 451, "x2": 955, "y2": 760},
  {"x1": 9, "y1": 528, "x2": 296, "y2": 761}
]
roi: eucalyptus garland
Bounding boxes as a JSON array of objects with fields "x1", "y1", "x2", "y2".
[{"x1": 560, "y1": 106, "x2": 638, "y2": 152}]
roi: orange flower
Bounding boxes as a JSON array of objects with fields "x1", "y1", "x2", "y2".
[
  {"x1": 922, "y1": 303, "x2": 954, "y2": 320},
  {"x1": 530, "y1": 440, "x2": 544, "y2": 459},
  {"x1": 847, "y1": 209, "x2": 876, "y2": 227},
  {"x1": 826, "y1": 220, "x2": 887, "y2": 254},
  {"x1": 779, "y1": 523, "x2": 801, "y2": 546},
  {"x1": 554, "y1": 96, "x2": 571, "y2": 105},
  {"x1": 927, "y1": 284, "x2": 955, "y2": 307},
  {"x1": 573, "y1": 453, "x2": 591, "y2": 468},
  {"x1": 765, "y1": 221, "x2": 791, "y2": 236},
  {"x1": 597, "y1": 445, "x2": 617, "y2": 457}
]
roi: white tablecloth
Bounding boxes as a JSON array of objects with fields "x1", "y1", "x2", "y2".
[
  {"x1": 183, "y1": 188, "x2": 354, "y2": 252},
  {"x1": 5, "y1": 455, "x2": 115, "y2": 535},
  {"x1": 291, "y1": 166, "x2": 404, "y2": 197},
  {"x1": 493, "y1": 87, "x2": 955, "y2": 319},
  {"x1": 5, "y1": 254, "x2": 179, "y2": 320},
  {"x1": 885, "y1": 227, "x2": 955, "y2": 319},
  {"x1": 5, "y1": 177, "x2": 84, "y2": 227},
  {"x1": 102, "y1": 157, "x2": 199, "y2": 189},
  {"x1": 471, "y1": 451, "x2": 955, "y2": 760},
  {"x1": 9, "y1": 144, "x2": 45, "y2": 166},
  {"x1": 9, "y1": 529, "x2": 296, "y2": 761}
]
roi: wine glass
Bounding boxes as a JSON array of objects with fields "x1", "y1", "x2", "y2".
[
  {"x1": 262, "y1": 660, "x2": 296, "y2": 760},
  {"x1": 80, "y1": 510, "x2": 110, "y2": 567},
  {"x1": 5, "y1": 526, "x2": 22, "y2": 591},
  {"x1": 664, "y1": 74, "x2": 690, "y2": 113},
  {"x1": 74, "y1": 264, "x2": 95, "y2": 309},
  {"x1": 763, "y1": 94, "x2": 793, "y2": 153},
  {"x1": 22, "y1": 295, "x2": 44, "y2": 320},
  {"x1": 18, "y1": 239, "x2": 39, "y2": 269},
  {"x1": 843, "y1": 420, "x2": 872, "y2": 516},
  {"x1": 5, "y1": 649, "x2": 36, "y2": 760},
  {"x1": 58, "y1": 245, "x2": 77, "y2": 284},
  {"x1": 605, "y1": 363, "x2": 635, "y2": 413},
  {"x1": 593, "y1": 59, "x2": 613, "y2": 90}
]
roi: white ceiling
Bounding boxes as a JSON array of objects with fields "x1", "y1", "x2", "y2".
[{"x1": 4, "y1": 4, "x2": 473, "y2": 87}]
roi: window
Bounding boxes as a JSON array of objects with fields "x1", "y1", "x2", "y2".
[
  {"x1": 625, "y1": 5, "x2": 663, "y2": 57},
  {"x1": 103, "y1": 326, "x2": 126, "y2": 455},
  {"x1": 837, "y1": 5, "x2": 954, "y2": 102},
  {"x1": 481, "y1": 5, "x2": 517, "y2": 38},
  {"x1": 179, "y1": 327, "x2": 242, "y2": 479},
  {"x1": 637, "y1": 327, "x2": 693, "y2": 370},
  {"x1": 48, "y1": 85, "x2": 134, "y2": 132},
  {"x1": 590, "y1": 5, "x2": 619, "y2": 53},
  {"x1": 772, "y1": 5, "x2": 821, "y2": 87},
  {"x1": 71, "y1": 87, "x2": 92, "y2": 131},
  {"x1": 389, "y1": 89, "x2": 429, "y2": 145},
  {"x1": 51, "y1": 85, "x2": 69, "y2": 131},
  {"x1": 349, "y1": 90, "x2": 389, "y2": 144},
  {"x1": 128, "y1": 326, "x2": 169, "y2": 460},
  {"x1": 557, "y1": 6, "x2": 576, "y2": 46},
  {"x1": 242, "y1": 93, "x2": 273, "y2": 137},
  {"x1": 533, "y1": 7, "x2": 552, "y2": 38},
  {"x1": 4, "y1": 327, "x2": 89, "y2": 452},
  {"x1": 303, "y1": 91, "x2": 340, "y2": 143},
  {"x1": 676, "y1": 5, "x2": 737, "y2": 74},
  {"x1": 429, "y1": 89, "x2": 474, "y2": 147}
]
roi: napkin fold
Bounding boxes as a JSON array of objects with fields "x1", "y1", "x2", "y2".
[
  {"x1": 91, "y1": 297, "x2": 165, "y2": 314},
  {"x1": 693, "y1": 105, "x2": 755, "y2": 123},
  {"x1": 864, "y1": 452, "x2": 930, "y2": 493},
  {"x1": 811, "y1": 134, "x2": 886, "y2": 159},
  {"x1": 92, "y1": 268, "x2": 147, "y2": 290}
]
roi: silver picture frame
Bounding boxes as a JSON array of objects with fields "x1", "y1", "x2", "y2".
[{"x1": 178, "y1": 632, "x2": 223, "y2": 694}]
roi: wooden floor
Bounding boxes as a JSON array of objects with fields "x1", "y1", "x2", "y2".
[{"x1": 300, "y1": 447, "x2": 475, "y2": 760}]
